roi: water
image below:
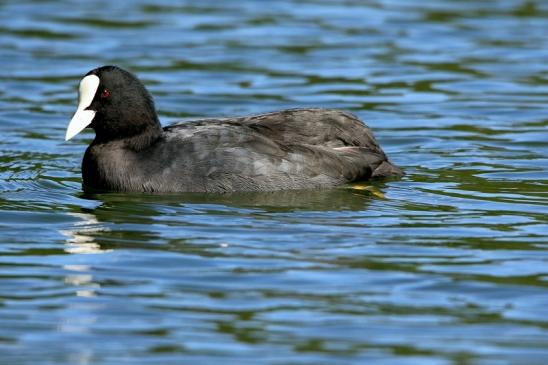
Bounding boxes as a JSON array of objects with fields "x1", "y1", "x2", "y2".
[{"x1": 1, "y1": 0, "x2": 547, "y2": 364}]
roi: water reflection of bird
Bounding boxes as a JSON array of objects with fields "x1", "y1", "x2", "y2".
[
  {"x1": 66, "y1": 65, "x2": 402, "y2": 193},
  {"x1": 80, "y1": 185, "x2": 382, "y2": 216},
  {"x1": 68, "y1": 187, "x2": 379, "y2": 252}
]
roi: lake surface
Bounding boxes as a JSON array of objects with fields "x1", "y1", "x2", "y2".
[{"x1": 1, "y1": 0, "x2": 547, "y2": 364}]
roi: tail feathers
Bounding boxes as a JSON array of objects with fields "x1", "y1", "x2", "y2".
[
  {"x1": 333, "y1": 146, "x2": 403, "y2": 179},
  {"x1": 372, "y1": 160, "x2": 404, "y2": 178}
]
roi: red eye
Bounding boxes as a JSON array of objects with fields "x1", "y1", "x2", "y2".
[{"x1": 100, "y1": 89, "x2": 110, "y2": 98}]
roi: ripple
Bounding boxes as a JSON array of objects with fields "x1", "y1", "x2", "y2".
[{"x1": 1, "y1": 0, "x2": 548, "y2": 364}]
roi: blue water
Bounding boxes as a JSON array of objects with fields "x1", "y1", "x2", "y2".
[{"x1": 1, "y1": 1, "x2": 547, "y2": 364}]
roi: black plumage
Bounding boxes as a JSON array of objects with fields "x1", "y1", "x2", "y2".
[{"x1": 70, "y1": 66, "x2": 402, "y2": 193}]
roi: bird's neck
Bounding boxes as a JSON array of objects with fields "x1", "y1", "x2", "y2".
[
  {"x1": 93, "y1": 121, "x2": 163, "y2": 151},
  {"x1": 121, "y1": 123, "x2": 163, "y2": 151}
]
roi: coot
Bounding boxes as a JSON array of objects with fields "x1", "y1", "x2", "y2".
[{"x1": 66, "y1": 65, "x2": 402, "y2": 193}]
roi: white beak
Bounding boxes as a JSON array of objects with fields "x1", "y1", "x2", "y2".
[{"x1": 65, "y1": 74, "x2": 100, "y2": 141}]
